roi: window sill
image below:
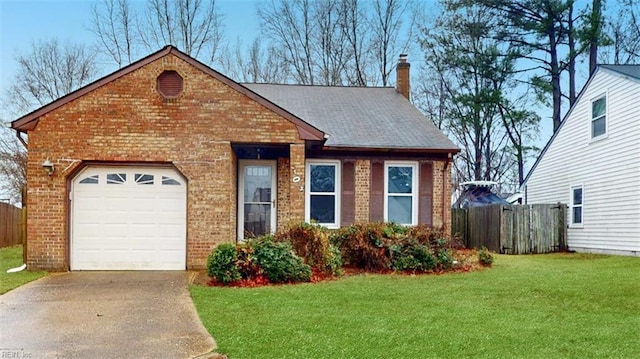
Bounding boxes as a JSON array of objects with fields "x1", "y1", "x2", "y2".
[{"x1": 590, "y1": 134, "x2": 608, "y2": 143}]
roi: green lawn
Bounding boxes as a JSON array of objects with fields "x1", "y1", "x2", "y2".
[
  {"x1": 0, "y1": 245, "x2": 46, "y2": 294},
  {"x1": 191, "y1": 253, "x2": 640, "y2": 358}
]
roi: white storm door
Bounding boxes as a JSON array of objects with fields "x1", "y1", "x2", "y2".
[{"x1": 238, "y1": 160, "x2": 277, "y2": 241}]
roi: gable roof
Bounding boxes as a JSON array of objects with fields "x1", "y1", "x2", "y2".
[
  {"x1": 520, "y1": 64, "x2": 640, "y2": 188},
  {"x1": 11, "y1": 46, "x2": 325, "y2": 141},
  {"x1": 245, "y1": 83, "x2": 459, "y2": 152}
]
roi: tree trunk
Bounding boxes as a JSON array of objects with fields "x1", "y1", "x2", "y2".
[
  {"x1": 568, "y1": 2, "x2": 576, "y2": 106},
  {"x1": 550, "y1": 28, "x2": 562, "y2": 132},
  {"x1": 589, "y1": 0, "x2": 602, "y2": 75}
]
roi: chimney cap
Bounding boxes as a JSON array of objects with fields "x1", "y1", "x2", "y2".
[{"x1": 399, "y1": 54, "x2": 408, "y2": 63}]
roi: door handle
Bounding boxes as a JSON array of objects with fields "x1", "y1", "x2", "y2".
[{"x1": 272, "y1": 199, "x2": 276, "y2": 208}]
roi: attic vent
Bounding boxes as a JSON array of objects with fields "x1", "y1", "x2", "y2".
[{"x1": 157, "y1": 70, "x2": 183, "y2": 99}]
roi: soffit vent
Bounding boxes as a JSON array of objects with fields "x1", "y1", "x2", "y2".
[{"x1": 157, "y1": 70, "x2": 183, "y2": 99}]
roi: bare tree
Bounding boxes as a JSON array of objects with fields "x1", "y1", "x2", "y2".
[
  {"x1": 90, "y1": 0, "x2": 137, "y2": 68},
  {"x1": 219, "y1": 37, "x2": 291, "y2": 83},
  {"x1": 140, "y1": 0, "x2": 224, "y2": 62},
  {"x1": 0, "y1": 39, "x2": 98, "y2": 202},
  {"x1": 258, "y1": 0, "x2": 320, "y2": 84},
  {"x1": 0, "y1": 126, "x2": 26, "y2": 205},
  {"x1": 257, "y1": 0, "x2": 415, "y2": 87},
  {"x1": 341, "y1": 0, "x2": 370, "y2": 86},
  {"x1": 600, "y1": 0, "x2": 640, "y2": 64},
  {"x1": 91, "y1": 0, "x2": 224, "y2": 66},
  {"x1": 3, "y1": 39, "x2": 98, "y2": 118},
  {"x1": 370, "y1": 0, "x2": 415, "y2": 86}
]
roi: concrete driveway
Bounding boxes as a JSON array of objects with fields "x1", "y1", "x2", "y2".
[{"x1": 0, "y1": 271, "x2": 216, "y2": 359}]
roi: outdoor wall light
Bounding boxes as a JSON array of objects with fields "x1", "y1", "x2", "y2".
[{"x1": 42, "y1": 159, "x2": 54, "y2": 176}]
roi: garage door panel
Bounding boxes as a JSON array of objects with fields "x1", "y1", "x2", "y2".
[{"x1": 72, "y1": 166, "x2": 186, "y2": 270}]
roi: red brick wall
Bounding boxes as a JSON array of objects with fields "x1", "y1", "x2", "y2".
[
  {"x1": 23, "y1": 51, "x2": 454, "y2": 271},
  {"x1": 25, "y1": 53, "x2": 305, "y2": 270}
]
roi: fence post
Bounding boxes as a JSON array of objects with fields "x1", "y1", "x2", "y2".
[{"x1": 557, "y1": 202, "x2": 567, "y2": 251}]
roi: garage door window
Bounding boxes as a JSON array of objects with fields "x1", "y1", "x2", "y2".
[
  {"x1": 107, "y1": 173, "x2": 126, "y2": 184},
  {"x1": 79, "y1": 175, "x2": 99, "y2": 184},
  {"x1": 162, "y1": 176, "x2": 181, "y2": 185},
  {"x1": 135, "y1": 173, "x2": 154, "y2": 185}
]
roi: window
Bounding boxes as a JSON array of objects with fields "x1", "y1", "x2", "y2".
[
  {"x1": 571, "y1": 185, "x2": 583, "y2": 226},
  {"x1": 106, "y1": 173, "x2": 126, "y2": 185},
  {"x1": 305, "y1": 160, "x2": 340, "y2": 228},
  {"x1": 135, "y1": 173, "x2": 154, "y2": 185},
  {"x1": 591, "y1": 95, "x2": 606, "y2": 138},
  {"x1": 384, "y1": 162, "x2": 418, "y2": 225},
  {"x1": 162, "y1": 176, "x2": 181, "y2": 185},
  {"x1": 79, "y1": 175, "x2": 99, "y2": 184}
]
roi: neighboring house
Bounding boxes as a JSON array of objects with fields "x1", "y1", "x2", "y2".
[
  {"x1": 11, "y1": 46, "x2": 459, "y2": 271},
  {"x1": 521, "y1": 65, "x2": 640, "y2": 256}
]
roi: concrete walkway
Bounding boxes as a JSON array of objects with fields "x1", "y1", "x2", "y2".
[{"x1": 0, "y1": 271, "x2": 216, "y2": 359}]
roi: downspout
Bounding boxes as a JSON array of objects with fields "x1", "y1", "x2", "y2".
[{"x1": 443, "y1": 153, "x2": 452, "y2": 232}]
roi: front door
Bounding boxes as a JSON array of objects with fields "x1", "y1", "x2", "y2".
[{"x1": 238, "y1": 160, "x2": 277, "y2": 241}]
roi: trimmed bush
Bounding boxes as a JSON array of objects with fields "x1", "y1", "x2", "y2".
[
  {"x1": 251, "y1": 236, "x2": 311, "y2": 283},
  {"x1": 276, "y1": 222, "x2": 342, "y2": 276},
  {"x1": 389, "y1": 238, "x2": 436, "y2": 272},
  {"x1": 207, "y1": 243, "x2": 241, "y2": 284},
  {"x1": 478, "y1": 246, "x2": 494, "y2": 266}
]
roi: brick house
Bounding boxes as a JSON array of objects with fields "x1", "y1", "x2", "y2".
[{"x1": 11, "y1": 46, "x2": 459, "y2": 271}]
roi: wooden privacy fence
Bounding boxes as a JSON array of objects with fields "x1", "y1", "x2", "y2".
[
  {"x1": 0, "y1": 202, "x2": 24, "y2": 248},
  {"x1": 452, "y1": 204, "x2": 567, "y2": 254}
]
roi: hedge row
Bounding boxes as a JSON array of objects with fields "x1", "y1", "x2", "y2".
[{"x1": 207, "y1": 222, "x2": 492, "y2": 285}]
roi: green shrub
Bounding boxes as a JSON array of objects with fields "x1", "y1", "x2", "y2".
[
  {"x1": 478, "y1": 246, "x2": 494, "y2": 266},
  {"x1": 389, "y1": 239, "x2": 436, "y2": 272},
  {"x1": 435, "y1": 248, "x2": 454, "y2": 270},
  {"x1": 251, "y1": 236, "x2": 311, "y2": 283},
  {"x1": 207, "y1": 243, "x2": 241, "y2": 284},
  {"x1": 276, "y1": 222, "x2": 342, "y2": 275}
]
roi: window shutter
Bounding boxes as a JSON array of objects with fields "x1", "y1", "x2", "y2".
[
  {"x1": 370, "y1": 160, "x2": 384, "y2": 222},
  {"x1": 419, "y1": 162, "x2": 433, "y2": 226},
  {"x1": 341, "y1": 160, "x2": 355, "y2": 226}
]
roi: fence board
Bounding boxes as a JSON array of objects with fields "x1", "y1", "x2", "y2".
[
  {"x1": 0, "y1": 203, "x2": 24, "y2": 248},
  {"x1": 452, "y1": 203, "x2": 567, "y2": 255}
]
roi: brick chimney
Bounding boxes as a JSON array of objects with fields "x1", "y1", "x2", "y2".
[{"x1": 396, "y1": 54, "x2": 410, "y2": 101}]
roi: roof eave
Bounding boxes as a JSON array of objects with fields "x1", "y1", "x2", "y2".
[{"x1": 321, "y1": 145, "x2": 460, "y2": 154}]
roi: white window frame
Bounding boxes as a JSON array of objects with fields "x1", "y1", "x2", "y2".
[
  {"x1": 305, "y1": 159, "x2": 341, "y2": 228},
  {"x1": 590, "y1": 94, "x2": 607, "y2": 140},
  {"x1": 384, "y1": 161, "x2": 418, "y2": 226},
  {"x1": 570, "y1": 184, "x2": 584, "y2": 228}
]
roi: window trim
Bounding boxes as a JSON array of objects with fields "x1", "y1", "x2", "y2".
[
  {"x1": 305, "y1": 159, "x2": 341, "y2": 229},
  {"x1": 590, "y1": 93, "x2": 607, "y2": 140},
  {"x1": 570, "y1": 184, "x2": 584, "y2": 228},
  {"x1": 384, "y1": 161, "x2": 418, "y2": 226}
]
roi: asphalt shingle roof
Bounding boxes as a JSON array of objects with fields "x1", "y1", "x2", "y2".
[
  {"x1": 244, "y1": 83, "x2": 458, "y2": 151},
  {"x1": 600, "y1": 64, "x2": 640, "y2": 80}
]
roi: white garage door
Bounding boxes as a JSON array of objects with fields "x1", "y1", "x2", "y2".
[{"x1": 71, "y1": 166, "x2": 187, "y2": 270}]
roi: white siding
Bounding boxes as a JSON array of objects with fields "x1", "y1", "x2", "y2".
[{"x1": 525, "y1": 70, "x2": 640, "y2": 255}]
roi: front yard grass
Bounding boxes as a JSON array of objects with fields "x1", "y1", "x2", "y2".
[
  {"x1": 0, "y1": 245, "x2": 46, "y2": 294},
  {"x1": 191, "y1": 253, "x2": 640, "y2": 358}
]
